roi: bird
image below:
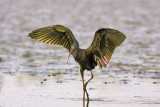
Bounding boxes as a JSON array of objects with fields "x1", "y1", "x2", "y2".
[{"x1": 28, "y1": 25, "x2": 126, "y2": 107}]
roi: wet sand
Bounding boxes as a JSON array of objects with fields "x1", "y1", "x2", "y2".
[{"x1": 0, "y1": 0, "x2": 160, "y2": 107}]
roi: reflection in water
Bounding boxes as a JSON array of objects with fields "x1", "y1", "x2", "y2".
[{"x1": 0, "y1": 70, "x2": 160, "y2": 107}]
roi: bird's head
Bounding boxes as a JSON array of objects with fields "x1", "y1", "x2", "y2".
[{"x1": 66, "y1": 44, "x2": 77, "y2": 64}]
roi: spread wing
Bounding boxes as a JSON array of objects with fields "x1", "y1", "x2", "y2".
[
  {"x1": 28, "y1": 25, "x2": 79, "y2": 51},
  {"x1": 87, "y1": 28, "x2": 126, "y2": 69}
]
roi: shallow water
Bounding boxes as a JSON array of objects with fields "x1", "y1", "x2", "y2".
[{"x1": 0, "y1": 0, "x2": 160, "y2": 107}]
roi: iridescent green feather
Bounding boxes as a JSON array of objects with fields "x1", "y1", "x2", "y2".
[
  {"x1": 28, "y1": 25, "x2": 79, "y2": 52},
  {"x1": 87, "y1": 28, "x2": 126, "y2": 69}
]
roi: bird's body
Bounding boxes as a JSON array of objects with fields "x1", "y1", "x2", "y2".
[
  {"x1": 72, "y1": 48, "x2": 96, "y2": 71},
  {"x1": 28, "y1": 25, "x2": 126, "y2": 107}
]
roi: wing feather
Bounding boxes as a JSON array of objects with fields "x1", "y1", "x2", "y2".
[
  {"x1": 87, "y1": 28, "x2": 126, "y2": 69},
  {"x1": 29, "y1": 25, "x2": 79, "y2": 51}
]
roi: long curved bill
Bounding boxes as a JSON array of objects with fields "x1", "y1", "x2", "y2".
[{"x1": 66, "y1": 49, "x2": 73, "y2": 64}]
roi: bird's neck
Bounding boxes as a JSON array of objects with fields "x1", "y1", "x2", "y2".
[{"x1": 72, "y1": 48, "x2": 79, "y2": 59}]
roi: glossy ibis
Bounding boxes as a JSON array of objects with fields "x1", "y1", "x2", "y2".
[{"x1": 29, "y1": 25, "x2": 126, "y2": 107}]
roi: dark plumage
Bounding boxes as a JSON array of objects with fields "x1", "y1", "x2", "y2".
[{"x1": 29, "y1": 25, "x2": 126, "y2": 107}]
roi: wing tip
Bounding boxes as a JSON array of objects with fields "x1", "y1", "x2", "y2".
[{"x1": 28, "y1": 32, "x2": 37, "y2": 40}]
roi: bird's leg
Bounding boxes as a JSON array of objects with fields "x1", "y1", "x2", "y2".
[
  {"x1": 85, "y1": 88, "x2": 89, "y2": 107},
  {"x1": 80, "y1": 68, "x2": 85, "y2": 107},
  {"x1": 84, "y1": 70, "x2": 93, "y2": 107}
]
